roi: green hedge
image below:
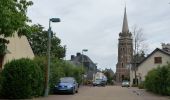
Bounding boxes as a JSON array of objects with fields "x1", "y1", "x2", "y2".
[
  {"x1": 0, "y1": 58, "x2": 44, "y2": 99},
  {"x1": 34, "y1": 57, "x2": 84, "y2": 94},
  {"x1": 145, "y1": 63, "x2": 170, "y2": 95},
  {"x1": 0, "y1": 57, "x2": 84, "y2": 98},
  {"x1": 49, "y1": 59, "x2": 83, "y2": 93}
]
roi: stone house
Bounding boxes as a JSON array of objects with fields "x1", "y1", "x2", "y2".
[{"x1": 70, "y1": 53, "x2": 97, "y2": 80}]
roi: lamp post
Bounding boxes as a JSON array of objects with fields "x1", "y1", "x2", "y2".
[
  {"x1": 81, "y1": 49, "x2": 88, "y2": 85},
  {"x1": 126, "y1": 63, "x2": 132, "y2": 85},
  {"x1": 44, "y1": 18, "x2": 60, "y2": 97}
]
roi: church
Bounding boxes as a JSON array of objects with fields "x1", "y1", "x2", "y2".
[{"x1": 116, "y1": 7, "x2": 133, "y2": 83}]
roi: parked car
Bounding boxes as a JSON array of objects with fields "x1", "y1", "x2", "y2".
[
  {"x1": 121, "y1": 80, "x2": 130, "y2": 87},
  {"x1": 93, "y1": 79, "x2": 106, "y2": 86},
  {"x1": 53, "y1": 77, "x2": 79, "y2": 94}
]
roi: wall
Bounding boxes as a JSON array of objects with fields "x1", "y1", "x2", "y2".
[{"x1": 2, "y1": 33, "x2": 34, "y2": 68}]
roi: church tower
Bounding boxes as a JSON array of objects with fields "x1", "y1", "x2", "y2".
[{"x1": 116, "y1": 7, "x2": 133, "y2": 83}]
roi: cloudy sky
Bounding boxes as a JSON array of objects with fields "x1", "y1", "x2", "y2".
[{"x1": 28, "y1": 0, "x2": 170, "y2": 72}]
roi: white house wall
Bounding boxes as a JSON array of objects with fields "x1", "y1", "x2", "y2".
[
  {"x1": 137, "y1": 51, "x2": 170, "y2": 82},
  {"x1": 2, "y1": 33, "x2": 34, "y2": 68}
]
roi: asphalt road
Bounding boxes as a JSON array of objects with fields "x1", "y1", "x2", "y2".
[{"x1": 35, "y1": 86, "x2": 170, "y2": 100}]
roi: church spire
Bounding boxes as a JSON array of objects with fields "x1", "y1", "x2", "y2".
[{"x1": 122, "y1": 7, "x2": 129, "y2": 33}]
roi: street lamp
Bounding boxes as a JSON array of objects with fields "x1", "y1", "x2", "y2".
[
  {"x1": 81, "y1": 49, "x2": 88, "y2": 85},
  {"x1": 81, "y1": 49, "x2": 88, "y2": 67},
  {"x1": 44, "y1": 18, "x2": 60, "y2": 97}
]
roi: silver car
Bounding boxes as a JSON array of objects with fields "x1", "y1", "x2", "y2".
[{"x1": 121, "y1": 80, "x2": 130, "y2": 87}]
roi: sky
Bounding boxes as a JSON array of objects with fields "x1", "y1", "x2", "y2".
[{"x1": 27, "y1": 0, "x2": 170, "y2": 72}]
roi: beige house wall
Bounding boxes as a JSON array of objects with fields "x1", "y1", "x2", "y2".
[
  {"x1": 130, "y1": 70, "x2": 135, "y2": 86},
  {"x1": 2, "y1": 33, "x2": 34, "y2": 69},
  {"x1": 135, "y1": 51, "x2": 170, "y2": 83}
]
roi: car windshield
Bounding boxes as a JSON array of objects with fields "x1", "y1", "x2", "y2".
[
  {"x1": 95, "y1": 79, "x2": 102, "y2": 82},
  {"x1": 60, "y1": 78, "x2": 74, "y2": 83},
  {"x1": 122, "y1": 81, "x2": 129, "y2": 83}
]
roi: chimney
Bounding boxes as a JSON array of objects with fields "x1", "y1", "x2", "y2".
[
  {"x1": 76, "y1": 52, "x2": 81, "y2": 56},
  {"x1": 71, "y1": 55, "x2": 75, "y2": 60},
  {"x1": 162, "y1": 43, "x2": 170, "y2": 53}
]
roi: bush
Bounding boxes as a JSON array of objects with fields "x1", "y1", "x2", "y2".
[
  {"x1": 49, "y1": 58, "x2": 83, "y2": 93},
  {"x1": 0, "y1": 58, "x2": 44, "y2": 99},
  {"x1": 131, "y1": 84, "x2": 138, "y2": 87},
  {"x1": 138, "y1": 82, "x2": 145, "y2": 89},
  {"x1": 33, "y1": 57, "x2": 84, "y2": 94},
  {"x1": 144, "y1": 63, "x2": 170, "y2": 95}
]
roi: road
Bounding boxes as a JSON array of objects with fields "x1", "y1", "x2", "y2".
[{"x1": 35, "y1": 86, "x2": 170, "y2": 100}]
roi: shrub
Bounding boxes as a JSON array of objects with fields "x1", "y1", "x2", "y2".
[
  {"x1": 138, "y1": 82, "x2": 145, "y2": 89},
  {"x1": 49, "y1": 59, "x2": 84, "y2": 92},
  {"x1": 0, "y1": 58, "x2": 43, "y2": 99},
  {"x1": 131, "y1": 84, "x2": 138, "y2": 87},
  {"x1": 145, "y1": 64, "x2": 170, "y2": 95},
  {"x1": 33, "y1": 57, "x2": 84, "y2": 94},
  {"x1": 49, "y1": 59, "x2": 65, "y2": 93}
]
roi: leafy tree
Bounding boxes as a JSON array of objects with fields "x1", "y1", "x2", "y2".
[
  {"x1": 102, "y1": 69, "x2": 114, "y2": 85},
  {"x1": 27, "y1": 24, "x2": 66, "y2": 59},
  {"x1": 0, "y1": 0, "x2": 33, "y2": 55}
]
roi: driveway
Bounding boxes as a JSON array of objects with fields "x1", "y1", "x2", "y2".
[{"x1": 35, "y1": 86, "x2": 170, "y2": 100}]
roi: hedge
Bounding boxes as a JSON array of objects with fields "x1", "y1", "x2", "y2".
[
  {"x1": 0, "y1": 57, "x2": 84, "y2": 98},
  {"x1": 0, "y1": 58, "x2": 44, "y2": 99},
  {"x1": 34, "y1": 57, "x2": 84, "y2": 94},
  {"x1": 145, "y1": 63, "x2": 170, "y2": 95}
]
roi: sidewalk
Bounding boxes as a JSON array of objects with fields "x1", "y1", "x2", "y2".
[{"x1": 128, "y1": 87, "x2": 170, "y2": 100}]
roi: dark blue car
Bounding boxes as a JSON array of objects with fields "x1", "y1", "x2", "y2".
[{"x1": 53, "y1": 77, "x2": 79, "y2": 94}]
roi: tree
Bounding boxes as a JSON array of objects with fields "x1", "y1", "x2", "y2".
[
  {"x1": 0, "y1": 0, "x2": 33, "y2": 55},
  {"x1": 132, "y1": 25, "x2": 148, "y2": 55},
  {"x1": 131, "y1": 25, "x2": 148, "y2": 85},
  {"x1": 27, "y1": 24, "x2": 66, "y2": 59},
  {"x1": 102, "y1": 69, "x2": 114, "y2": 85}
]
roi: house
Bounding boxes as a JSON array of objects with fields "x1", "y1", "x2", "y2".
[
  {"x1": 70, "y1": 53, "x2": 97, "y2": 80},
  {"x1": 0, "y1": 33, "x2": 34, "y2": 70},
  {"x1": 130, "y1": 47, "x2": 170, "y2": 85}
]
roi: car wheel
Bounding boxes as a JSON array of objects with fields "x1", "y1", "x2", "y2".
[{"x1": 76, "y1": 89, "x2": 78, "y2": 93}]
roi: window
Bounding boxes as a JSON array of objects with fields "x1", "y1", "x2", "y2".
[{"x1": 154, "y1": 57, "x2": 162, "y2": 64}]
